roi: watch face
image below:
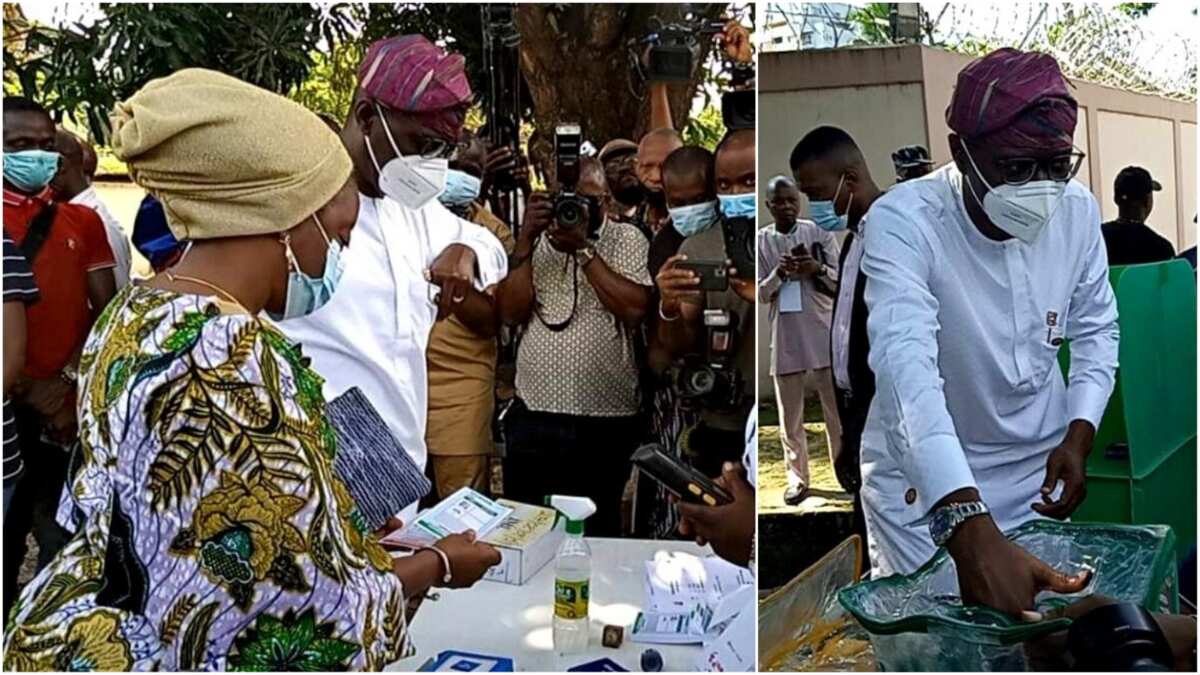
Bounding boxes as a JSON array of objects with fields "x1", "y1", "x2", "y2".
[{"x1": 929, "y1": 509, "x2": 952, "y2": 542}]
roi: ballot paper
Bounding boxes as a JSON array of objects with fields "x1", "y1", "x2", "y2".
[
  {"x1": 779, "y1": 280, "x2": 804, "y2": 313},
  {"x1": 381, "y1": 487, "x2": 512, "y2": 549},
  {"x1": 643, "y1": 552, "x2": 755, "y2": 612},
  {"x1": 630, "y1": 603, "x2": 719, "y2": 645}
]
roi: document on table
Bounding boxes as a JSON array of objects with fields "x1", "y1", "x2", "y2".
[
  {"x1": 381, "y1": 487, "x2": 512, "y2": 549},
  {"x1": 643, "y1": 552, "x2": 755, "y2": 612},
  {"x1": 695, "y1": 600, "x2": 755, "y2": 672},
  {"x1": 630, "y1": 603, "x2": 717, "y2": 645},
  {"x1": 779, "y1": 281, "x2": 803, "y2": 313}
]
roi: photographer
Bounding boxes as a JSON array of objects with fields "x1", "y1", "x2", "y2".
[
  {"x1": 498, "y1": 157, "x2": 652, "y2": 537},
  {"x1": 653, "y1": 128, "x2": 756, "y2": 478}
]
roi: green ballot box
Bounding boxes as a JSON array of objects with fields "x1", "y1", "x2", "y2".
[{"x1": 1057, "y1": 260, "x2": 1197, "y2": 556}]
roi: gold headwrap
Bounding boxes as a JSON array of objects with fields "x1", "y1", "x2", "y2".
[{"x1": 110, "y1": 68, "x2": 352, "y2": 241}]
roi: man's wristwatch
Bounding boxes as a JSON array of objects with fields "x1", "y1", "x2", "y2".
[
  {"x1": 576, "y1": 246, "x2": 597, "y2": 267},
  {"x1": 60, "y1": 365, "x2": 79, "y2": 386},
  {"x1": 928, "y1": 500, "x2": 989, "y2": 547}
]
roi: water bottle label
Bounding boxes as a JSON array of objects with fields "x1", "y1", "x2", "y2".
[{"x1": 554, "y1": 578, "x2": 589, "y2": 619}]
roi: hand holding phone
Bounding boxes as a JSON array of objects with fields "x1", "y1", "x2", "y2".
[
  {"x1": 676, "y1": 259, "x2": 730, "y2": 292},
  {"x1": 632, "y1": 444, "x2": 733, "y2": 506}
]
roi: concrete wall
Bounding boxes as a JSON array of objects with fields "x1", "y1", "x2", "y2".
[{"x1": 758, "y1": 44, "x2": 1198, "y2": 399}]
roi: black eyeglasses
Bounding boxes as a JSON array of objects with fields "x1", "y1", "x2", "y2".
[
  {"x1": 994, "y1": 150, "x2": 1086, "y2": 185},
  {"x1": 420, "y1": 136, "x2": 468, "y2": 160}
]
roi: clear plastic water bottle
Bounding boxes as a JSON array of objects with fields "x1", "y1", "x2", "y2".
[{"x1": 550, "y1": 496, "x2": 596, "y2": 654}]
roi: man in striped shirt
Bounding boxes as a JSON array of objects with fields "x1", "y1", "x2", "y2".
[{"x1": 3, "y1": 231, "x2": 38, "y2": 514}]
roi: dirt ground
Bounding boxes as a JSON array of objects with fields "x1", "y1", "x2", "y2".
[{"x1": 758, "y1": 398, "x2": 852, "y2": 515}]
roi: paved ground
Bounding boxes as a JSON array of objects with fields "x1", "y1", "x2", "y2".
[{"x1": 757, "y1": 399, "x2": 852, "y2": 515}]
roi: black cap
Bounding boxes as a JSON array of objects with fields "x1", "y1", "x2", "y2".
[
  {"x1": 1114, "y1": 166, "x2": 1162, "y2": 201},
  {"x1": 892, "y1": 145, "x2": 934, "y2": 169}
]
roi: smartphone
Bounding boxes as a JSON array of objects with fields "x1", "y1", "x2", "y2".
[
  {"x1": 790, "y1": 243, "x2": 808, "y2": 257},
  {"x1": 631, "y1": 444, "x2": 734, "y2": 507},
  {"x1": 677, "y1": 259, "x2": 729, "y2": 292}
]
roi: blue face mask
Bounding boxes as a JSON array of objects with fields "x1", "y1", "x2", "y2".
[
  {"x1": 717, "y1": 192, "x2": 756, "y2": 220},
  {"x1": 810, "y1": 174, "x2": 851, "y2": 232},
  {"x1": 669, "y1": 200, "x2": 719, "y2": 237},
  {"x1": 3, "y1": 149, "x2": 60, "y2": 193},
  {"x1": 272, "y1": 214, "x2": 343, "y2": 321},
  {"x1": 439, "y1": 169, "x2": 482, "y2": 207}
]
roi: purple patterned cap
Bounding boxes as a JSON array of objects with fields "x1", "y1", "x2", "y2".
[
  {"x1": 358, "y1": 34, "x2": 472, "y2": 116},
  {"x1": 946, "y1": 48, "x2": 1078, "y2": 151}
]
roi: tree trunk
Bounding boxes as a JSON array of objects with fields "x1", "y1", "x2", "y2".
[{"x1": 516, "y1": 3, "x2": 725, "y2": 183}]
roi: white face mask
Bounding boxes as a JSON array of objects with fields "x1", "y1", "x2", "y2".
[
  {"x1": 365, "y1": 102, "x2": 448, "y2": 210},
  {"x1": 959, "y1": 138, "x2": 1066, "y2": 244}
]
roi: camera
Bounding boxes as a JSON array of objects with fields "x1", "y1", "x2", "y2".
[
  {"x1": 722, "y1": 215, "x2": 755, "y2": 280},
  {"x1": 671, "y1": 309, "x2": 744, "y2": 411},
  {"x1": 639, "y1": 14, "x2": 726, "y2": 82},
  {"x1": 553, "y1": 123, "x2": 602, "y2": 239}
]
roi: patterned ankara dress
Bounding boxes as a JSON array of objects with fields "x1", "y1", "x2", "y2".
[{"x1": 3, "y1": 286, "x2": 410, "y2": 671}]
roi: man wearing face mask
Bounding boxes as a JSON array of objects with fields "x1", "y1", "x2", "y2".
[
  {"x1": 2, "y1": 96, "x2": 117, "y2": 607},
  {"x1": 655, "y1": 129, "x2": 756, "y2": 479},
  {"x1": 757, "y1": 175, "x2": 843, "y2": 507},
  {"x1": 858, "y1": 48, "x2": 1117, "y2": 618},
  {"x1": 281, "y1": 36, "x2": 508, "y2": 525},
  {"x1": 425, "y1": 131, "x2": 515, "y2": 499},
  {"x1": 653, "y1": 146, "x2": 718, "y2": 279},
  {"x1": 637, "y1": 128, "x2": 684, "y2": 237},
  {"x1": 498, "y1": 158, "x2": 652, "y2": 537},
  {"x1": 789, "y1": 126, "x2": 884, "y2": 523}
]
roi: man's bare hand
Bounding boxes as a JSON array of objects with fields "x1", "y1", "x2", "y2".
[
  {"x1": 656, "y1": 254, "x2": 702, "y2": 315},
  {"x1": 1032, "y1": 421, "x2": 1092, "y2": 520},
  {"x1": 428, "y1": 244, "x2": 477, "y2": 320},
  {"x1": 677, "y1": 462, "x2": 755, "y2": 567},
  {"x1": 948, "y1": 515, "x2": 1089, "y2": 619}
]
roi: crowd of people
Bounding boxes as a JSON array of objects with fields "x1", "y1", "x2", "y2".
[
  {"x1": 764, "y1": 46, "x2": 1190, "y2": 622},
  {"x1": 2, "y1": 19, "x2": 759, "y2": 670}
]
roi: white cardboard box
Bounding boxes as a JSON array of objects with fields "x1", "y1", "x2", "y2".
[{"x1": 481, "y1": 499, "x2": 564, "y2": 586}]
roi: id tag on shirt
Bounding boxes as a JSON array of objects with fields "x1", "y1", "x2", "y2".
[{"x1": 780, "y1": 281, "x2": 803, "y2": 313}]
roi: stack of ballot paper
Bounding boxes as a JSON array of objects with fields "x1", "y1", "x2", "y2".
[{"x1": 630, "y1": 552, "x2": 754, "y2": 645}]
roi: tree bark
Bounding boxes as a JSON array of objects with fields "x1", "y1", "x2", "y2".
[{"x1": 515, "y1": 3, "x2": 725, "y2": 184}]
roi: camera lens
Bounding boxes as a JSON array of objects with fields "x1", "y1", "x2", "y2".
[{"x1": 686, "y1": 368, "x2": 715, "y2": 396}]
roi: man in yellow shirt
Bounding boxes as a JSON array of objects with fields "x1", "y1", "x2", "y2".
[{"x1": 426, "y1": 133, "x2": 515, "y2": 498}]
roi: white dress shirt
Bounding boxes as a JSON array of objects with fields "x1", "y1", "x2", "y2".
[
  {"x1": 281, "y1": 194, "x2": 507, "y2": 520},
  {"x1": 858, "y1": 164, "x2": 1119, "y2": 576},
  {"x1": 831, "y1": 223, "x2": 865, "y2": 392},
  {"x1": 70, "y1": 185, "x2": 131, "y2": 287}
]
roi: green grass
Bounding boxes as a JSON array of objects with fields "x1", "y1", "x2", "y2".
[{"x1": 758, "y1": 396, "x2": 852, "y2": 514}]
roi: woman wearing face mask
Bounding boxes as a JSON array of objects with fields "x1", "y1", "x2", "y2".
[{"x1": 3, "y1": 69, "x2": 499, "y2": 672}]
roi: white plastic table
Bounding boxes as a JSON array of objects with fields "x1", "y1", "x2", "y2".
[{"x1": 389, "y1": 538, "x2": 713, "y2": 672}]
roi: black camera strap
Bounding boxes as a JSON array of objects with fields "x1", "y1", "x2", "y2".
[
  {"x1": 534, "y1": 254, "x2": 579, "y2": 333},
  {"x1": 18, "y1": 201, "x2": 58, "y2": 263}
]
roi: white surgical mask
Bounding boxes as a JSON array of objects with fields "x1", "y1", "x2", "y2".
[
  {"x1": 365, "y1": 102, "x2": 448, "y2": 210},
  {"x1": 959, "y1": 138, "x2": 1066, "y2": 244}
]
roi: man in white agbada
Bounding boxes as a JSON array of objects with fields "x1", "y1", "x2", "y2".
[
  {"x1": 858, "y1": 47, "x2": 1118, "y2": 618},
  {"x1": 282, "y1": 35, "x2": 507, "y2": 524}
]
